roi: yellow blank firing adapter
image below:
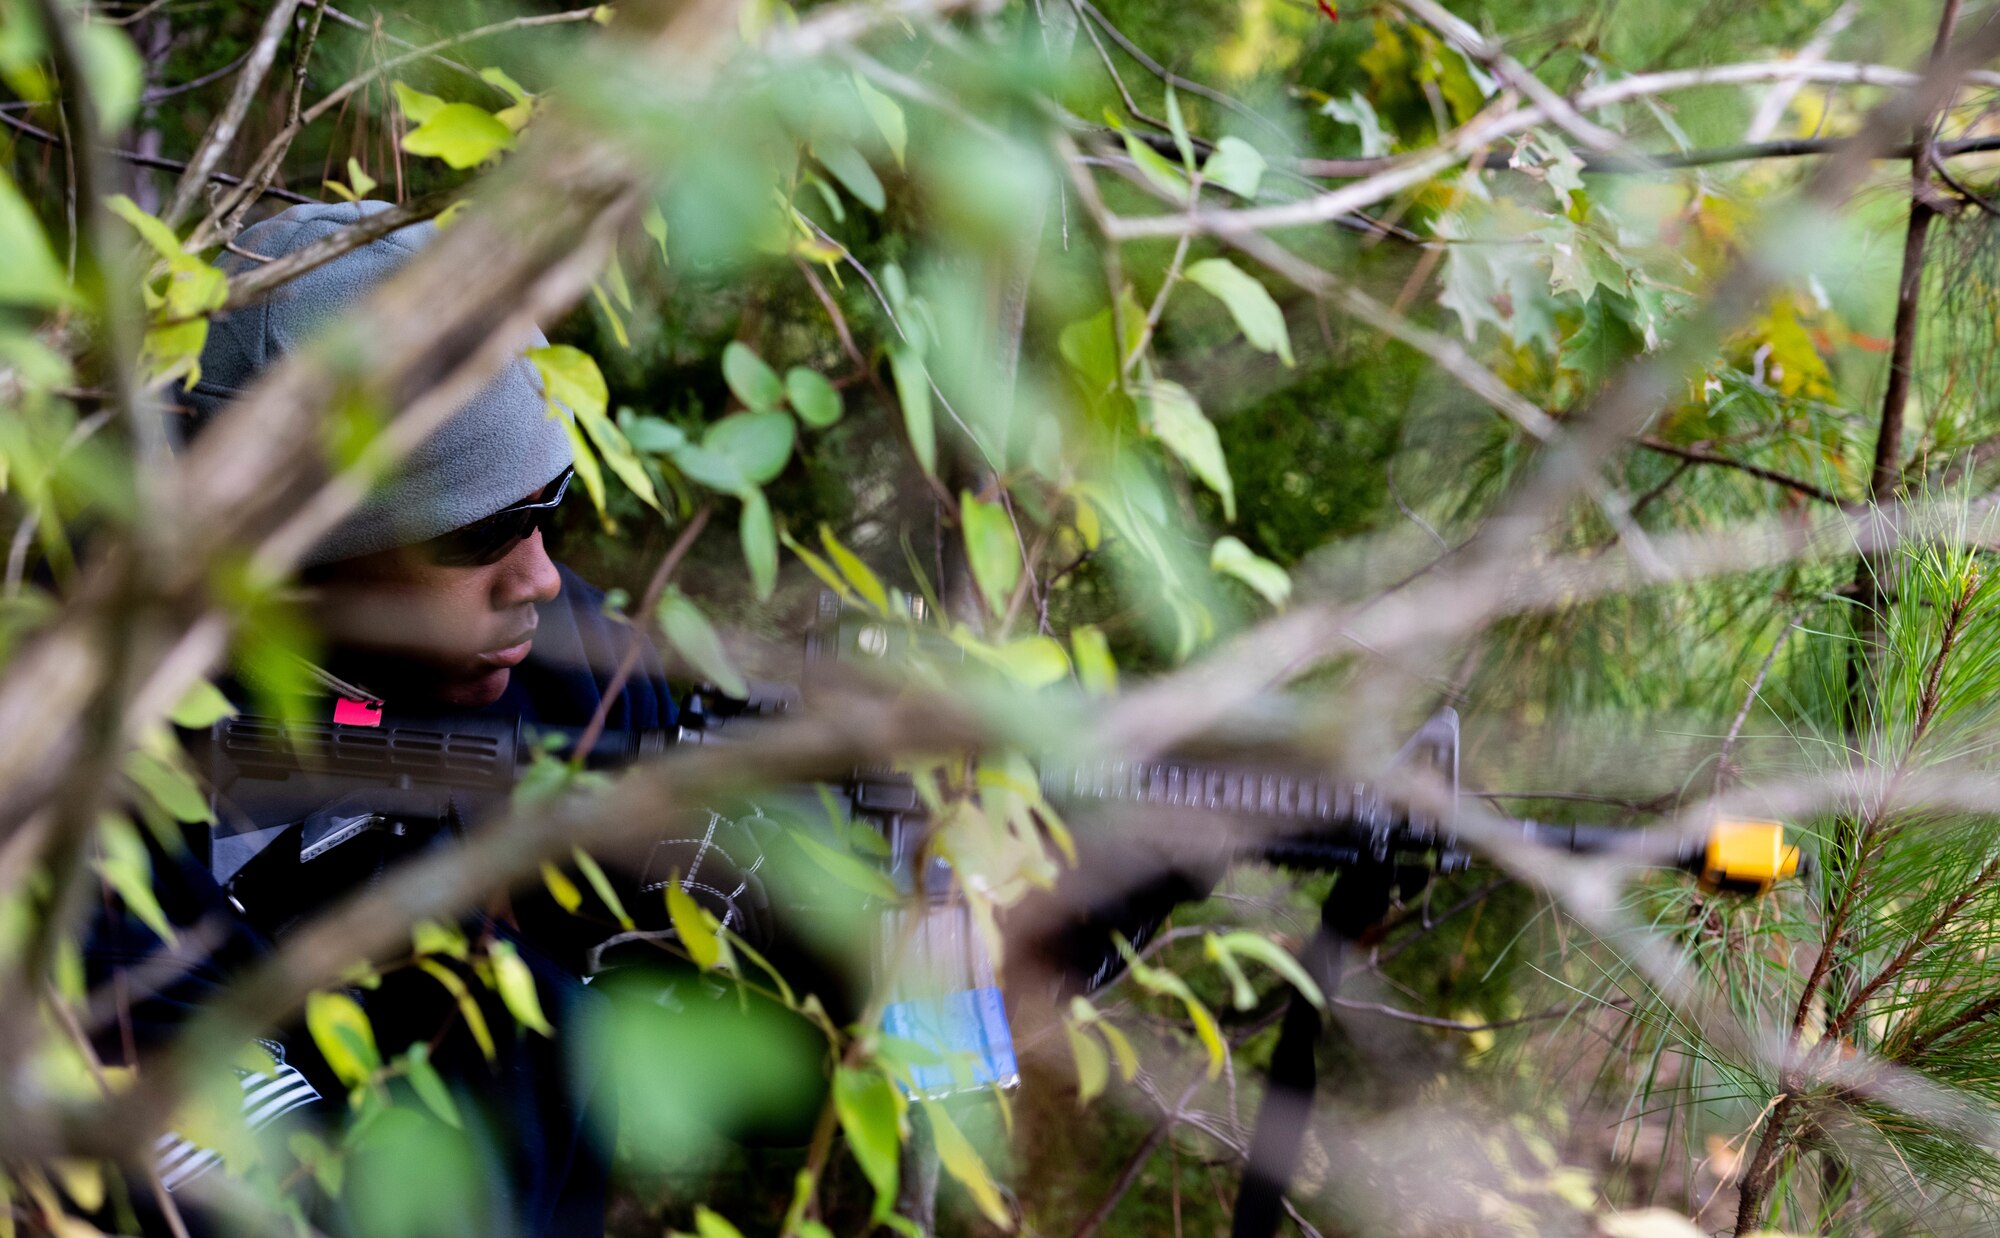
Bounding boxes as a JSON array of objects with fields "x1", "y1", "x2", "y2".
[{"x1": 1699, "y1": 817, "x2": 1806, "y2": 895}]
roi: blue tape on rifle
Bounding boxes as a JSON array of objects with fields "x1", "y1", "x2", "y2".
[{"x1": 881, "y1": 986, "x2": 1019, "y2": 1096}]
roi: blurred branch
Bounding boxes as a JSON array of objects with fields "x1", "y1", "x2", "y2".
[
  {"x1": 218, "y1": 189, "x2": 455, "y2": 311},
  {"x1": 1115, "y1": 57, "x2": 2000, "y2": 238}
]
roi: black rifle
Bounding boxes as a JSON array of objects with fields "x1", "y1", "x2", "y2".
[{"x1": 185, "y1": 616, "x2": 1806, "y2": 1234}]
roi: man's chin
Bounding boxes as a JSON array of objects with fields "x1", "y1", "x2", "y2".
[{"x1": 433, "y1": 667, "x2": 512, "y2": 709}]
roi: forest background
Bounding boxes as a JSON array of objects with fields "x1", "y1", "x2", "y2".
[{"x1": 5, "y1": 0, "x2": 2000, "y2": 1233}]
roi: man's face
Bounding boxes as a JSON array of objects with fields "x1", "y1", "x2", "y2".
[{"x1": 307, "y1": 517, "x2": 564, "y2": 710}]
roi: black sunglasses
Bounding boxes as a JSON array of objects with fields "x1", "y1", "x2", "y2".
[{"x1": 421, "y1": 466, "x2": 574, "y2": 567}]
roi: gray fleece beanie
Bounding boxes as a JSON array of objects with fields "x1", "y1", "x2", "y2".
[{"x1": 178, "y1": 200, "x2": 575, "y2": 566}]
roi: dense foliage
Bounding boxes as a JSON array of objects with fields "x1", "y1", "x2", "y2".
[{"x1": 10, "y1": 0, "x2": 2000, "y2": 1233}]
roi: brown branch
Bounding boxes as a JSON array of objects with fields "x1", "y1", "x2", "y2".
[
  {"x1": 0, "y1": 110, "x2": 313, "y2": 204},
  {"x1": 570, "y1": 503, "x2": 713, "y2": 766},
  {"x1": 1635, "y1": 437, "x2": 1846, "y2": 507},
  {"x1": 161, "y1": 0, "x2": 305, "y2": 226}
]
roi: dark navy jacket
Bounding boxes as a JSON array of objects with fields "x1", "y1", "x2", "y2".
[{"x1": 91, "y1": 564, "x2": 674, "y2": 1236}]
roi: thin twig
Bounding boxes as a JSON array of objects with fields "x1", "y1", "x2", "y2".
[
  {"x1": 571, "y1": 504, "x2": 713, "y2": 766},
  {"x1": 0, "y1": 111, "x2": 313, "y2": 204}
]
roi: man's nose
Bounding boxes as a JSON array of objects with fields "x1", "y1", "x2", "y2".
[{"x1": 493, "y1": 529, "x2": 563, "y2": 610}]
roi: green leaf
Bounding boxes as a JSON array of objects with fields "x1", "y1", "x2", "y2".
[
  {"x1": 1164, "y1": 86, "x2": 1194, "y2": 171},
  {"x1": 740, "y1": 489, "x2": 777, "y2": 602},
  {"x1": 691, "y1": 1207, "x2": 746, "y2": 1238},
  {"x1": 889, "y1": 347, "x2": 935, "y2": 474},
  {"x1": 834, "y1": 1067, "x2": 902, "y2": 1221},
  {"x1": 1141, "y1": 380, "x2": 1234, "y2": 521},
  {"x1": 1201, "y1": 136, "x2": 1266, "y2": 200},
  {"x1": 1064, "y1": 1020, "x2": 1109, "y2": 1103},
  {"x1": 306, "y1": 991, "x2": 380, "y2": 1089},
  {"x1": 1183, "y1": 258, "x2": 1293, "y2": 366},
  {"x1": 642, "y1": 202, "x2": 670, "y2": 267},
  {"x1": 1321, "y1": 90, "x2": 1391, "y2": 158},
  {"x1": 400, "y1": 1043, "x2": 462, "y2": 1129},
  {"x1": 169, "y1": 679, "x2": 236, "y2": 729},
  {"x1": 619, "y1": 411, "x2": 687, "y2": 455},
  {"x1": 791, "y1": 831, "x2": 899, "y2": 900},
  {"x1": 784, "y1": 367, "x2": 843, "y2": 428},
  {"x1": 925, "y1": 1102, "x2": 1012, "y2": 1229},
  {"x1": 125, "y1": 748, "x2": 214, "y2": 824},
  {"x1": 1209, "y1": 535, "x2": 1290, "y2": 607},
  {"x1": 571, "y1": 847, "x2": 634, "y2": 931},
  {"x1": 391, "y1": 80, "x2": 445, "y2": 124},
  {"x1": 816, "y1": 141, "x2": 885, "y2": 212},
  {"x1": 402, "y1": 102, "x2": 515, "y2": 169},
  {"x1": 704, "y1": 410, "x2": 794, "y2": 485},
  {"x1": 819, "y1": 524, "x2": 889, "y2": 614},
  {"x1": 490, "y1": 940, "x2": 554, "y2": 1036},
  {"x1": 664, "y1": 870, "x2": 724, "y2": 969},
  {"x1": 77, "y1": 24, "x2": 141, "y2": 136},
  {"x1": 1213, "y1": 930, "x2": 1325, "y2": 1009},
  {"x1": 657, "y1": 587, "x2": 747, "y2": 698},
  {"x1": 1204, "y1": 931, "x2": 1258, "y2": 1010},
  {"x1": 0, "y1": 172, "x2": 65, "y2": 307},
  {"x1": 669, "y1": 441, "x2": 751, "y2": 496},
  {"x1": 961, "y1": 491, "x2": 1020, "y2": 618},
  {"x1": 1071, "y1": 625, "x2": 1117, "y2": 696},
  {"x1": 95, "y1": 813, "x2": 174, "y2": 944},
  {"x1": 721, "y1": 341, "x2": 784, "y2": 411},
  {"x1": 961, "y1": 634, "x2": 1070, "y2": 688},
  {"x1": 1108, "y1": 113, "x2": 1187, "y2": 201},
  {"x1": 853, "y1": 73, "x2": 908, "y2": 167}
]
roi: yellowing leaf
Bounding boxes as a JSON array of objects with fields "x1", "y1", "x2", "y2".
[
  {"x1": 571, "y1": 847, "x2": 635, "y2": 931},
  {"x1": 391, "y1": 81, "x2": 445, "y2": 124},
  {"x1": 403, "y1": 102, "x2": 515, "y2": 169},
  {"x1": 490, "y1": 939, "x2": 554, "y2": 1036},
  {"x1": 691, "y1": 1207, "x2": 747, "y2": 1238},
  {"x1": 925, "y1": 1102, "x2": 1012, "y2": 1229},
  {"x1": 306, "y1": 991, "x2": 379, "y2": 1088},
  {"x1": 664, "y1": 870, "x2": 724, "y2": 969},
  {"x1": 819, "y1": 524, "x2": 889, "y2": 614},
  {"x1": 1071, "y1": 625, "x2": 1117, "y2": 696},
  {"x1": 540, "y1": 862, "x2": 583, "y2": 913},
  {"x1": 1064, "y1": 1020, "x2": 1109, "y2": 1104},
  {"x1": 416, "y1": 958, "x2": 497, "y2": 1062}
]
